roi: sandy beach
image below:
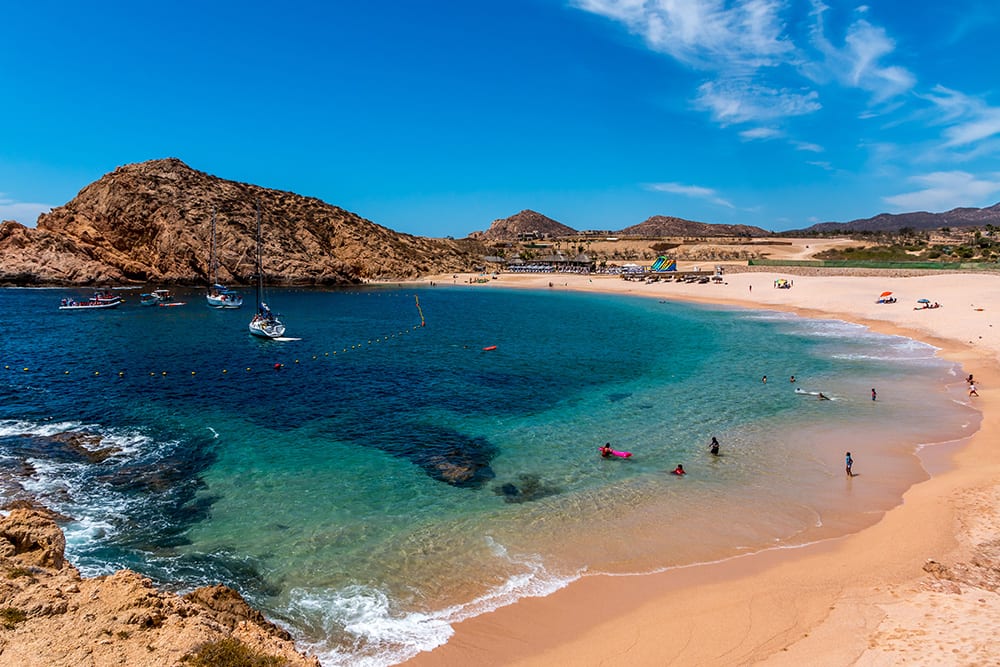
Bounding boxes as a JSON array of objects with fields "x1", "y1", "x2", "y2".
[{"x1": 406, "y1": 268, "x2": 1000, "y2": 666}]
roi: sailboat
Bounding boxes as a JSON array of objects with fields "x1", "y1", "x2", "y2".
[
  {"x1": 248, "y1": 203, "x2": 286, "y2": 339},
  {"x1": 206, "y1": 207, "x2": 244, "y2": 309}
]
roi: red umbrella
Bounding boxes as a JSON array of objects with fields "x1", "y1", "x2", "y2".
[{"x1": 880, "y1": 291, "x2": 892, "y2": 297}]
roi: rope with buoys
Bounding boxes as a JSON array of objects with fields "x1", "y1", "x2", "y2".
[{"x1": 2, "y1": 295, "x2": 430, "y2": 381}]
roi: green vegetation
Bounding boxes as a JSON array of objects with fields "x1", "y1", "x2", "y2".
[
  {"x1": 812, "y1": 226, "x2": 1000, "y2": 264},
  {"x1": 6, "y1": 567, "x2": 35, "y2": 579},
  {"x1": 0, "y1": 607, "x2": 28, "y2": 629},
  {"x1": 181, "y1": 637, "x2": 284, "y2": 667}
]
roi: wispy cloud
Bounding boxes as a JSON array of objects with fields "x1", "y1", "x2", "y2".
[
  {"x1": 792, "y1": 140, "x2": 823, "y2": 152},
  {"x1": 805, "y1": 2, "x2": 915, "y2": 102},
  {"x1": 0, "y1": 194, "x2": 52, "y2": 226},
  {"x1": 883, "y1": 171, "x2": 1000, "y2": 211},
  {"x1": 571, "y1": 0, "x2": 795, "y2": 72},
  {"x1": 574, "y1": 0, "x2": 914, "y2": 132},
  {"x1": 646, "y1": 181, "x2": 735, "y2": 208},
  {"x1": 695, "y1": 80, "x2": 820, "y2": 125},
  {"x1": 923, "y1": 86, "x2": 1000, "y2": 149},
  {"x1": 740, "y1": 126, "x2": 783, "y2": 141}
]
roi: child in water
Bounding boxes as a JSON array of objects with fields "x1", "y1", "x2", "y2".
[{"x1": 672, "y1": 464, "x2": 686, "y2": 475}]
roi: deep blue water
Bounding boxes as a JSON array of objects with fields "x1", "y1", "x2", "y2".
[{"x1": 0, "y1": 285, "x2": 977, "y2": 665}]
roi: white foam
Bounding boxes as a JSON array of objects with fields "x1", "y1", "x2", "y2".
[{"x1": 282, "y1": 537, "x2": 581, "y2": 666}]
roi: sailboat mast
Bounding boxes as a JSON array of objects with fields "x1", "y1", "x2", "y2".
[
  {"x1": 255, "y1": 201, "x2": 263, "y2": 308},
  {"x1": 210, "y1": 207, "x2": 217, "y2": 285}
]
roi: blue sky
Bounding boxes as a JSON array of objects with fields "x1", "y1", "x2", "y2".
[{"x1": 2, "y1": 0, "x2": 999, "y2": 237}]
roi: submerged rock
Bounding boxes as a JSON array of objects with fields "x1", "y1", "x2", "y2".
[{"x1": 493, "y1": 474, "x2": 561, "y2": 503}]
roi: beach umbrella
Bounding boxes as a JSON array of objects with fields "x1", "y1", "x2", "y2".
[
  {"x1": 880, "y1": 291, "x2": 892, "y2": 297},
  {"x1": 917, "y1": 298, "x2": 930, "y2": 303}
]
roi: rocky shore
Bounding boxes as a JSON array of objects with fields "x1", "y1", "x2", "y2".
[{"x1": 0, "y1": 508, "x2": 318, "y2": 666}]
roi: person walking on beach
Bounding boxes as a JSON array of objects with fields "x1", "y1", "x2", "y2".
[
  {"x1": 709, "y1": 437, "x2": 720, "y2": 456},
  {"x1": 845, "y1": 452, "x2": 854, "y2": 477},
  {"x1": 969, "y1": 383, "x2": 979, "y2": 397},
  {"x1": 871, "y1": 387, "x2": 877, "y2": 401}
]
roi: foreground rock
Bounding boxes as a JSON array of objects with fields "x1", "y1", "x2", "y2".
[{"x1": 0, "y1": 508, "x2": 319, "y2": 666}]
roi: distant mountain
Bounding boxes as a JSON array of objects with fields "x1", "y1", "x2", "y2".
[
  {"x1": 0, "y1": 158, "x2": 483, "y2": 285},
  {"x1": 619, "y1": 215, "x2": 770, "y2": 238},
  {"x1": 469, "y1": 209, "x2": 577, "y2": 241},
  {"x1": 792, "y1": 202, "x2": 1000, "y2": 234}
]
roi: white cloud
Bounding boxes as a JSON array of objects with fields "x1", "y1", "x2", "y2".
[
  {"x1": 646, "y1": 181, "x2": 735, "y2": 208},
  {"x1": 923, "y1": 86, "x2": 1000, "y2": 149},
  {"x1": 740, "y1": 127, "x2": 783, "y2": 141},
  {"x1": 806, "y1": 2, "x2": 915, "y2": 101},
  {"x1": 792, "y1": 140, "x2": 823, "y2": 152},
  {"x1": 883, "y1": 171, "x2": 1000, "y2": 212},
  {"x1": 572, "y1": 0, "x2": 795, "y2": 71},
  {"x1": 0, "y1": 194, "x2": 52, "y2": 227},
  {"x1": 696, "y1": 80, "x2": 820, "y2": 125}
]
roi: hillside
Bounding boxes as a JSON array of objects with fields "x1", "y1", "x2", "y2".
[
  {"x1": 0, "y1": 158, "x2": 483, "y2": 285},
  {"x1": 470, "y1": 209, "x2": 578, "y2": 241},
  {"x1": 793, "y1": 202, "x2": 1000, "y2": 234},
  {"x1": 619, "y1": 215, "x2": 771, "y2": 238}
]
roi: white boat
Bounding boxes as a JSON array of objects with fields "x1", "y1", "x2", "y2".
[
  {"x1": 140, "y1": 289, "x2": 172, "y2": 306},
  {"x1": 59, "y1": 297, "x2": 120, "y2": 311},
  {"x1": 248, "y1": 203, "x2": 286, "y2": 339},
  {"x1": 206, "y1": 208, "x2": 244, "y2": 309},
  {"x1": 91, "y1": 291, "x2": 123, "y2": 305}
]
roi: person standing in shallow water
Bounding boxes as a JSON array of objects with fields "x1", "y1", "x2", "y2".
[
  {"x1": 709, "y1": 437, "x2": 720, "y2": 456},
  {"x1": 871, "y1": 387, "x2": 877, "y2": 401},
  {"x1": 845, "y1": 452, "x2": 854, "y2": 477}
]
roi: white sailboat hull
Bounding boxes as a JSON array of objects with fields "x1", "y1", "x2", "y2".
[
  {"x1": 207, "y1": 293, "x2": 244, "y2": 309},
  {"x1": 249, "y1": 319, "x2": 286, "y2": 338}
]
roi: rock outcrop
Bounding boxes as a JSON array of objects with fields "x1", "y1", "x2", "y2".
[
  {"x1": 0, "y1": 508, "x2": 319, "y2": 666},
  {"x1": 471, "y1": 209, "x2": 578, "y2": 241},
  {"x1": 619, "y1": 215, "x2": 771, "y2": 238},
  {"x1": 0, "y1": 158, "x2": 485, "y2": 285}
]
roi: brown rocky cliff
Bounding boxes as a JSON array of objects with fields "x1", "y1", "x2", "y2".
[
  {"x1": 0, "y1": 158, "x2": 485, "y2": 285},
  {"x1": 0, "y1": 508, "x2": 319, "y2": 666},
  {"x1": 619, "y1": 215, "x2": 771, "y2": 238},
  {"x1": 472, "y1": 209, "x2": 578, "y2": 241}
]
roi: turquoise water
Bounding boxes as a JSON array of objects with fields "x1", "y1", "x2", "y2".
[{"x1": 0, "y1": 285, "x2": 979, "y2": 665}]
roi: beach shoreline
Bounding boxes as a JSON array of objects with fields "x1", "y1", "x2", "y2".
[{"x1": 404, "y1": 269, "x2": 1000, "y2": 666}]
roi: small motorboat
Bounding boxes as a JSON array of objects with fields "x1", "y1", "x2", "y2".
[
  {"x1": 140, "y1": 289, "x2": 172, "y2": 306},
  {"x1": 59, "y1": 297, "x2": 120, "y2": 311}
]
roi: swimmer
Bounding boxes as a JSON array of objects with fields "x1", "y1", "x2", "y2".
[
  {"x1": 599, "y1": 443, "x2": 613, "y2": 458},
  {"x1": 818, "y1": 392, "x2": 831, "y2": 400},
  {"x1": 672, "y1": 464, "x2": 686, "y2": 476}
]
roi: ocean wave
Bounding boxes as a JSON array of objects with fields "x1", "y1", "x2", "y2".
[{"x1": 282, "y1": 537, "x2": 581, "y2": 666}]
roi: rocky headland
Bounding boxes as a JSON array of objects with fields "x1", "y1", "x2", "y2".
[
  {"x1": 0, "y1": 508, "x2": 319, "y2": 666},
  {"x1": 0, "y1": 158, "x2": 484, "y2": 286}
]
